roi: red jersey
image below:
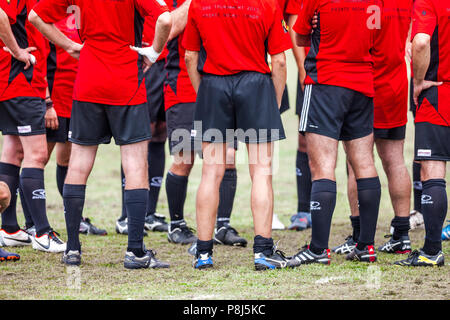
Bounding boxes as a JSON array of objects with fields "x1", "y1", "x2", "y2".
[
  {"x1": 0, "y1": 0, "x2": 48, "y2": 101},
  {"x1": 412, "y1": 0, "x2": 450, "y2": 127},
  {"x1": 164, "y1": 0, "x2": 197, "y2": 110},
  {"x1": 294, "y1": 0, "x2": 380, "y2": 97},
  {"x1": 183, "y1": 0, "x2": 292, "y2": 76},
  {"x1": 47, "y1": 15, "x2": 81, "y2": 118},
  {"x1": 143, "y1": 15, "x2": 169, "y2": 62},
  {"x1": 372, "y1": 0, "x2": 412, "y2": 129},
  {"x1": 33, "y1": 0, "x2": 169, "y2": 106}
]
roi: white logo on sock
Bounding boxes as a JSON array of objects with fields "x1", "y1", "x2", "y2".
[
  {"x1": 150, "y1": 177, "x2": 163, "y2": 188},
  {"x1": 421, "y1": 194, "x2": 433, "y2": 205},
  {"x1": 310, "y1": 201, "x2": 321, "y2": 211},
  {"x1": 32, "y1": 189, "x2": 46, "y2": 200}
]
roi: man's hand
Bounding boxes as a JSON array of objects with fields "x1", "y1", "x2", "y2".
[
  {"x1": 130, "y1": 45, "x2": 161, "y2": 73},
  {"x1": 3, "y1": 46, "x2": 37, "y2": 70},
  {"x1": 405, "y1": 41, "x2": 412, "y2": 62},
  {"x1": 66, "y1": 42, "x2": 83, "y2": 60},
  {"x1": 45, "y1": 102, "x2": 59, "y2": 130},
  {"x1": 0, "y1": 181, "x2": 11, "y2": 215},
  {"x1": 311, "y1": 12, "x2": 318, "y2": 29},
  {"x1": 413, "y1": 79, "x2": 443, "y2": 107}
]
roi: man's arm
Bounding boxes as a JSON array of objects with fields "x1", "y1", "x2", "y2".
[
  {"x1": 270, "y1": 52, "x2": 287, "y2": 108},
  {"x1": 288, "y1": 14, "x2": 306, "y2": 89},
  {"x1": 28, "y1": 10, "x2": 83, "y2": 59},
  {"x1": 0, "y1": 181, "x2": 11, "y2": 215},
  {"x1": 168, "y1": 0, "x2": 191, "y2": 41},
  {"x1": 412, "y1": 33, "x2": 442, "y2": 106},
  {"x1": 0, "y1": 8, "x2": 36, "y2": 69},
  {"x1": 185, "y1": 50, "x2": 201, "y2": 93}
]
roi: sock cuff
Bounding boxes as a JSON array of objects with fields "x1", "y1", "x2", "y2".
[
  {"x1": 422, "y1": 179, "x2": 446, "y2": 189},
  {"x1": 21, "y1": 168, "x2": 44, "y2": 179},
  {"x1": 311, "y1": 179, "x2": 336, "y2": 194},
  {"x1": 223, "y1": 168, "x2": 237, "y2": 180},
  {"x1": 356, "y1": 177, "x2": 381, "y2": 191},
  {"x1": 297, "y1": 151, "x2": 309, "y2": 163},
  {"x1": 0, "y1": 162, "x2": 20, "y2": 176},
  {"x1": 63, "y1": 184, "x2": 86, "y2": 198},
  {"x1": 197, "y1": 239, "x2": 214, "y2": 255},
  {"x1": 167, "y1": 171, "x2": 188, "y2": 184},
  {"x1": 57, "y1": 164, "x2": 68, "y2": 170},
  {"x1": 253, "y1": 235, "x2": 274, "y2": 247},
  {"x1": 124, "y1": 189, "x2": 148, "y2": 203}
]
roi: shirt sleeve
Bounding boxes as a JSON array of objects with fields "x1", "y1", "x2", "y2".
[
  {"x1": 182, "y1": 1, "x2": 201, "y2": 52},
  {"x1": 285, "y1": 0, "x2": 301, "y2": 15},
  {"x1": 412, "y1": 0, "x2": 437, "y2": 38},
  {"x1": 0, "y1": 0, "x2": 18, "y2": 24},
  {"x1": 32, "y1": 0, "x2": 71, "y2": 23},
  {"x1": 135, "y1": 0, "x2": 169, "y2": 20},
  {"x1": 267, "y1": 4, "x2": 292, "y2": 55},
  {"x1": 293, "y1": 0, "x2": 318, "y2": 35}
]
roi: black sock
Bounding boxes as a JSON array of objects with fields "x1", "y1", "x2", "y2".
[
  {"x1": 124, "y1": 189, "x2": 147, "y2": 256},
  {"x1": 217, "y1": 168, "x2": 237, "y2": 228},
  {"x1": 20, "y1": 168, "x2": 51, "y2": 237},
  {"x1": 0, "y1": 163, "x2": 20, "y2": 233},
  {"x1": 421, "y1": 179, "x2": 447, "y2": 256},
  {"x1": 197, "y1": 239, "x2": 214, "y2": 257},
  {"x1": 19, "y1": 186, "x2": 34, "y2": 229},
  {"x1": 253, "y1": 235, "x2": 274, "y2": 256},
  {"x1": 56, "y1": 165, "x2": 68, "y2": 197},
  {"x1": 296, "y1": 151, "x2": 312, "y2": 213},
  {"x1": 350, "y1": 216, "x2": 360, "y2": 242},
  {"x1": 119, "y1": 166, "x2": 127, "y2": 221},
  {"x1": 391, "y1": 216, "x2": 410, "y2": 240},
  {"x1": 309, "y1": 179, "x2": 336, "y2": 254},
  {"x1": 147, "y1": 142, "x2": 165, "y2": 216},
  {"x1": 356, "y1": 177, "x2": 381, "y2": 250},
  {"x1": 63, "y1": 184, "x2": 85, "y2": 252},
  {"x1": 166, "y1": 171, "x2": 188, "y2": 223},
  {"x1": 413, "y1": 162, "x2": 422, "y2": 212}
]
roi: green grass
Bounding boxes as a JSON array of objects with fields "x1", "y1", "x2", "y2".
[{"x1": 0, "y1": 53, "x2": 449, "y2": 300}]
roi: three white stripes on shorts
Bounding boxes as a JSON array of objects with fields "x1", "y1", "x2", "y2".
[{"x1": 299, "y1": 84, "x2": 312, "y2": 132}]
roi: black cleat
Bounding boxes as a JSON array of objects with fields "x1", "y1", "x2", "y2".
[
  {"x1": 79, "y1": 217, "x2": 107, "y2": 236},
  {"x1": 214, "y1": 224, "x2": 247, "y2": 247},
  {"x1": 346, "y1": 245, "x2": 377, "y2": 263},
  {"x1": 378, "y1": 235, "x2": 411, "y2": 254},
  {"x1": 115, "y1": 218, "x2": 148, "y2": 237},
  {"x1": 167, "y1": 222, "x2": 197, "y2": 245},
  {"x1": 394, "y1": 249, "x2": 444, "y2": 267},
  {"x1": 144, "y1": 213, "x2": 169, "y2": 232},
  {"x1": 62, "y1": 250, "x2": 81, "y2": 266},
  {"x1": 254, "y1": 244, "x2": 289, "y2": 271},
  {"x1": 124, "y1": 249, "x2": 170, "y2": 269},
  {"x1": 332, "y1": 236, "x2": 356, "y2": 255},
  {"x1": 288, "y1": 245, "x2": 331, "y2": 267}
]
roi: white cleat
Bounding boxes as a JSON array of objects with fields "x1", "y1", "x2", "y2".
[
  {"x1": 0, "y1": 229, "x2": 32, "y2": 247},
  {"x1": 272, "y1": 214, "x2": 286, "y2": 230},
  {"x1": 32, "y1": 230, "x2": 66, "y2": 253}
]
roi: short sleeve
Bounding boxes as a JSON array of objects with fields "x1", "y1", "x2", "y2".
[
  {"x1": 285, "y1": 0, "x2": 301, "y2": 15},
  {"x1": 0, "y1": 0, "x2": 18, "y2": 24},
  {"x1": 293, "y1": 0, "x2": 318, "y2": 35},
  {"x1": 33, "y1": 0, "x2": 71, "y2": 23},
  {"x1": 182, "y1": 1, "x2": 201, "y2": 51},
  {"x1": 267, "y1": 5, "x2": 292, "y2": 55},
  {"x1": 412, "y1": 0, "x2": 436, "y2": 38},
  {"x1": 135, "y1": 0, "x2": 169, "y2": 19}
]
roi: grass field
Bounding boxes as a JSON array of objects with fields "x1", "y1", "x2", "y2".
[{"x1": 0, "y1": 53, "x2": 449, "y2": 300}]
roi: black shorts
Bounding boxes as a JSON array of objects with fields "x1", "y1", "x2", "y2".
[
  {"x1": 69, "y1": 101, "x2": 151, "y2": 146},
  {"x1": 47, "y1": 116, "x2": 70, "y2": 143},
  {"x1": 373, "y1": 125, "x2": 406, "y2": 140},
  {"x1": 0, "y1": 97, "x2": 45, "y2": 136},
  {"x1": 193, "y1": 72, "x2": 285, "y2": 144},
  {"x1": 296, "y1": 78, "x2": 304, "y2": 116},
  {"x1": 166, "y1": 103, "x2": 200, "y2": 155},
  {"x1": 410, "y1": 78, "x2": 416, "y2": 118},
  {"x1": 279, "y1": 85, "x2": 290, "y2": 114},
  {"x1": 299, "y1": 84, "x2": 374, "y2": 141},
  {"x1": 414, "y1": 122, "x2": 450, "y2": 162},
  {"x1": 145, "y1": 59, "x2": 166, "y2": 123}
]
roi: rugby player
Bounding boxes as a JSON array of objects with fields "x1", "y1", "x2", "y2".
[
  {"x1": 396, "y1": 0, "x2": 448, "y2": 266},
  {"x1": 184, "y1": 0, "x2": 291, "y2": 270},
  {"x1": 0, "y1": 179, "x2": 19, "y2": 261},
  {"x1": 333, "y1": 0, "x2": 414, "y2": 256},
  {"x1": 0, "y1": 0, "x2": 66, "y2": 253},
  {"x1": 289, "y1": 0, "x2": 382, "y2": 266},
  {"x1": 30, "y1": 0, "x2": 172, "y2": 268}
]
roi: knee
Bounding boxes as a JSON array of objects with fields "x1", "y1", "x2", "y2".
[
  {"x1": 170, "y1": 162, "x2": 193, "y2": 176},
  {"x1": 1, "y1": 142, "x2": 24, "y2": 165},
  {"x1": 28, "y1": 148, "x2": 48, "y2": 167}
]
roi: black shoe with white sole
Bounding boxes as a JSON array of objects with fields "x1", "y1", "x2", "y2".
[
  {"x1": 288, "y1": 245, "x2": 331, "y2": 267},
  {"x1": 144, "y1": 213, "x2": 169, "y2": 232},
  {"x1": 332, "y1": 236, "x2": 356, "y2": 255},
  {"x1": 346, "y1": 245, "x2": 377, "y2": 263},
  {"x1": 167, "y1": 222, "x2": 197, "y2": 245},
  {"x1": 62, "y1": 250, "x2": 81, "y2": 266},
  {"x1": 124, "y1": 249, "x2": 170, "y2": 269},
  {"x1": 378, "y1": 235, "x2": 411, "y2": 254},
  {"x1": 214, "y1": 224, "x2": 247, "y2": 247}
]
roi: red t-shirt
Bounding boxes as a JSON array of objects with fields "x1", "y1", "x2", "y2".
[
  {"x1": 164, "y1": 0, "x2": 197, "y2": 110},
  {"x1": 47, "y1": 15, "x2": 81, "y2": 118},
  {"x1": 412, "y1": 0, "x2": 450, "y2": 127},
  {"x1": 33, "y1": 0, "x2": 169, "y2": 106},
  {"x1": 183, "y1": 0, "x2": 292, "y2": 76},
  {"x1": 0, "y1": 0, "x2": 48, "y2": 101},
  {"x1": 293, "y1": 0, "x2": 379, "y2": 97},
  {"x1": 372, "y1": 0, "x2": 412, "y2": 129},
  {"x1": 143, "y1": 15, "x2": 168, "y2": 62}
]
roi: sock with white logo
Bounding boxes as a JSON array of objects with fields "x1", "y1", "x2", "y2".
[
  {"x1": 56, "y1": 165, "x2": 68, "y2": 197},
  {"x1": 147, "y1": 141, "x2": 165, "y2": 216},
  {"x1": 125, "y1": 189, "x2": 148, "y2": 257},
  {"x1": 217, "y1": 168, "x2": 237, "y2": 229},
  {"x1": 63, "y1": 184, "x2": 86, "y2": 252},
  {"x1": 19, "y1": 186, "x2": 34, "y2": 229},
  {"x1": 118, "y1": 166, "x2": 127, "y2": 221},
  {"x1": 166, "y1": 171, "x2": 188, "y2": 223},
  {"x1": 20, "y1": 168, "x2": 50, "y2": 237},
  {"x1": 421, "y1": 179, "x2": 446, "y2": 256},
  {"x1": 413, "y1": 162, "x2": 422, "y2": 213},
  {"x1": 296, "y1": 151, "x2": 312, "y2": 213},
  {"x1": 350, "y1": 215, "x2": 360, "y2": 242},
  {"x1": 0, "y1": 162, "x2": 21, "y2": 233},
  {"x1": 356, "y1": 177, "x2": 381, "y2": 250},
  {"x1": 309, "y1": 179, "x2": 336, "y2": 254},
  {"x1": 253, "y1": 235, "x2": 274, "y2": 257},
  {"x1": 391, "y1": 216, "x2": 410, "y2": 240}
]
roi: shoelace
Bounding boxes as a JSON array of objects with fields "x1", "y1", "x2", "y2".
[
  {"x1": 407, "y1": 250, "x2": 420, "y2": 260},
  {"x1": 48, "y1": 230, "x2": 64, "y2": 244},
  {"x1": 180, "y1": 224, "x2": 196, "y2": 236},
  {"x1": 273, "y1": 241, "x2": 289, "y2": 260},
  {"x1": 384, "y1": 234, "x2": 393, "y2": 239}
]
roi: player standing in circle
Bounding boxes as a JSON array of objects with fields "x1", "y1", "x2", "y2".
[
  {"x1": 30, "y1": 0, "x2": 172, "y2": 269},
  {"x1": 396, "y1": 0, "x2": 448, "y2": 267}
]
